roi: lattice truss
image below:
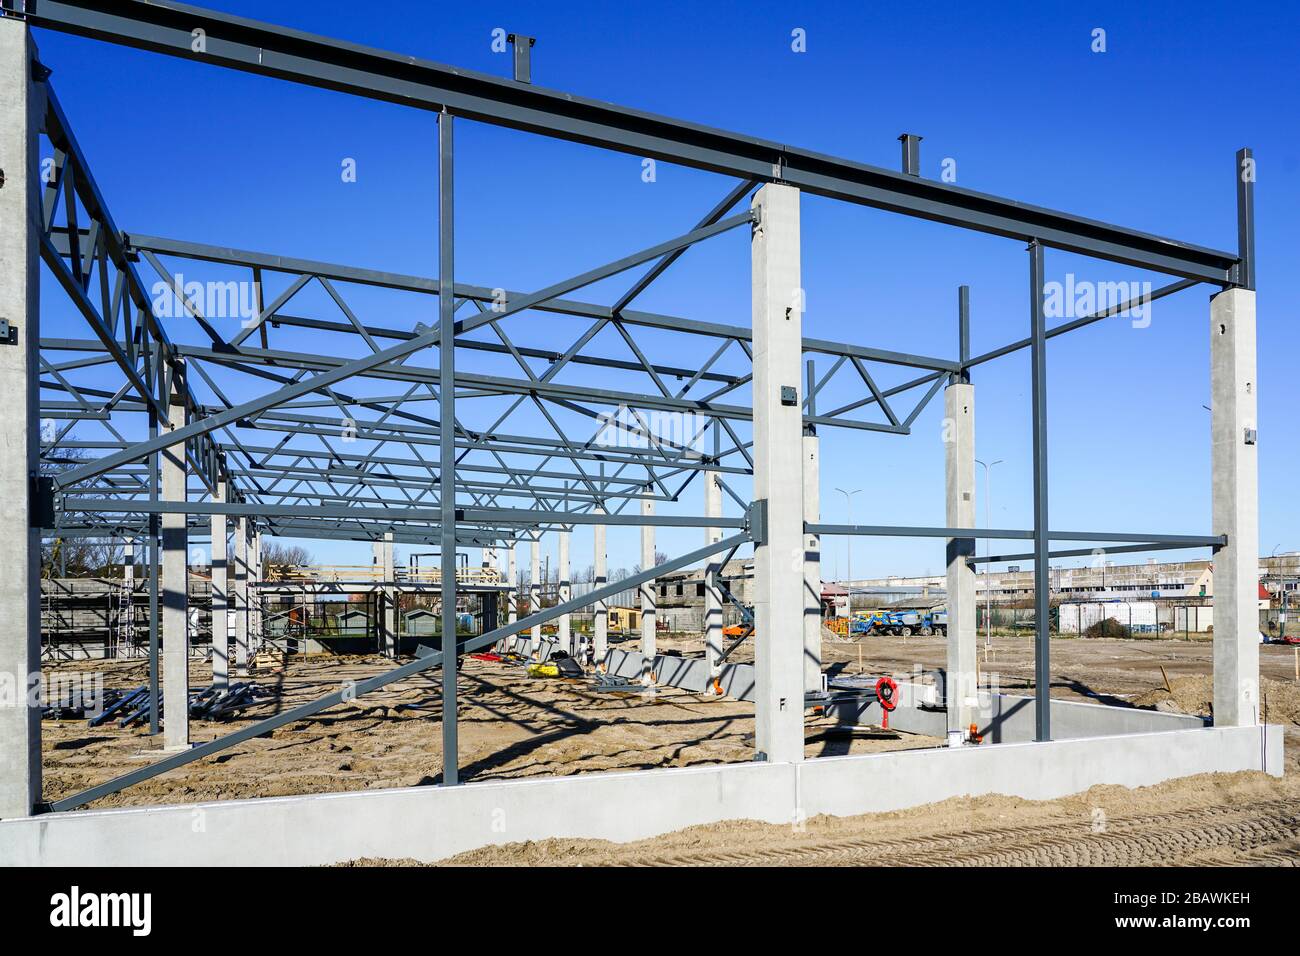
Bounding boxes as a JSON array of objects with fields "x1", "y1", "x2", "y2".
[{"x1": 38, "y1": 96, "x2": 961, "y2": 549}]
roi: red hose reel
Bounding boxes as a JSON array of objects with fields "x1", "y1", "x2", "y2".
[{"x1": 875, "y1": 676, "x2": 899, "y2": 730}]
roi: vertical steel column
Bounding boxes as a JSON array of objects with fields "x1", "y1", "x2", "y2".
[
  {"x1": 438, "y1": 110, "x2": 459, "y2": 786},
  {"x1": 211, "y1": 478, "x2": 228, "y2": 686},
  {"x1": 1235, "y1": 147, "x2": 1255, "y2": 291},
  {"x1": 0, "y1": 14, "x2": 43, "y2": 818},
  {"x1": 1028, "y1": 240, "x2": 1051, "y2": 741}
]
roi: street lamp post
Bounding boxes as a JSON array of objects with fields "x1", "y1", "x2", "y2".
[
  {"x1": 836, "y1": 488, "x2": 863, "y2": 614},
  {"x1": 975, "y1": 459, "x2": 1003, "y2": 648}
]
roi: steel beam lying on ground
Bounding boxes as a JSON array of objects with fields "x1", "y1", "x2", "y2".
[{"x1": 44, "y1": 530, "x2": 751, "y2": 812}]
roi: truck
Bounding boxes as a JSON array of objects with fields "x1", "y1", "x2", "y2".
[{"x1": 852, "y1": 607, "x2": 947, "y2": 637}]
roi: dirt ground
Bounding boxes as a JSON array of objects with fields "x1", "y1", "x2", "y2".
[
  {"x1": 39, "y1": 633, "x2": 1300, "y2": 865},
  {"x1": 41, "y1": 653, "x2": 936, "y2": 809}
]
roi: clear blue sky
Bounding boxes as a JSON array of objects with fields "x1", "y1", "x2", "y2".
[{"x1": 35, "y1": 0, "x2": 1300, "y2": 578}]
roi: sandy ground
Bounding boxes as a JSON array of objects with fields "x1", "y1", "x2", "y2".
[
  {"x1": 41, "y1": 653, "x2": 936, "y2": 809},
  {"x1": 40, "y1": 634, "x2": 1300, "y2": 865}
]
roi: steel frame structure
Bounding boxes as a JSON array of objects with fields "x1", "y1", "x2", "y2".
[{"x1": 0, "y1": 0, "x2": 1255, "y2": 815}]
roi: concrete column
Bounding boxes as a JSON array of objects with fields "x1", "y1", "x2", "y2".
[
  {"x1": 593, "y1": 513, "x2": 608, "y2": 667},
  {"x1": 1211, "y1": 287, "x2": 1259, "y2": 726},
  {"x1": 372, "y1": 537, "x2": 386, "y2": 653},
  {"x1": 211, "y1": 480, "x2": 229, "y2": 688},
  {"x1": 704, "y1": 472, "x2": 724, "y2": 681},
  {"x1": 944, "y1": 382, "x2": 977, "y2": 741},
  {"x1": 121, "y1": 540, "x2": 135, "y2": 659},
  {"x1": 383, "y1": 531, "x2": 395, "y2": 655},
  {"x1": 234, "y1": 517, "x2": 248, "y2": 676},
  {"x1": 0, "y1": 15, "x2": 44, "y2": 819},
  {"x1": 751, "y1": 183, "x2": 805, "y2": 764},
  {"x1": 802, "y1": 427, "x2": 822, "y2": 693},
  {"x1": 530, "y1": 539, "x2": 541, "y2": 651},
  {"x1": 251, "y1": 529, "x2": 263, "y2": 651},
  {"x1": 640, "y1": 495, "x2": 657, "y2": 683},
  {"x1": 557, "y1": 529, "x2": 572, "y2": 656},
  {"x1": 507, "y1": 543, "x2": 518, "y2": 648},
  {"x1": 161, "y1": 370, "x2": 190, "y2": 750}
]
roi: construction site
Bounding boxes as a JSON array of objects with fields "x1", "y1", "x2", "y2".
[{"x1": 1, "y1": 0, "x2": 1295, "y2": 873}]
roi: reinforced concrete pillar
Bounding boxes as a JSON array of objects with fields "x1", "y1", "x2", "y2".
[
  {"x1": 0, "y1": 15, "x2": 44, "y2": 819},
  {"x1": 1210, "y1": 287, "x2": 1259, "y2": 726},
  {"x1": 530, "y1": 539, "x2": 541, "y2": 651},
  {"x1": 704, "y1": 471, "x2": 724, "y2": 681},
  {"x1": 750, "y1": 182, "x2": 805, "y2": 764},
  {"x1": 557, "y1": 529, "x2": 572, "y2": 655},
  {"x1": 211, "y1": 480, "x2": 229, "y2": 687},
  {"x1": 593, "y1": 513, "x2": 608, "y2": 666},
  {"x1": 234, "y1": 517, "x2": 248, "y2": 677},
  {"x1": 383, "y1": 531, "x2": 395, "y2": 655},
  {"x1": 944, "y1": 382, "x2": 977, "y2": 741},
  {"x1": 161, "y1": 369, "x2": 190, "y2": 750},
  {"x1": 506, "y1": 543, "x2": 518, "y2": 650},
  {"x1": 803, "y1": 426, "x2": 822, "y2": 693},
  {"x1": 640, "y1": 496, "x2": 657, "y2": 682}
]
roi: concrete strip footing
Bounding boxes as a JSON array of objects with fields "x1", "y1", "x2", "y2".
[
  {"x1": 750, "y1": 182, "x2": 805, "y2": 764},
  {"x1": 0, "y1": 15, "x2": 43, "y2": 820},
  {"x1": 1210, "y1": 288, "x2": 1260, "y2": 726},
  {"x1": 0, "y1": 724, "x2": 1279, "y2": 864},
  {"x1": 944, "y1": 382, "x2": 977, "y2": 740}
]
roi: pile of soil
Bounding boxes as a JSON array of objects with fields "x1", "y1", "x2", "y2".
[{"x1": 1133, "y1": 673, "x2": 1300, "y2": 725}]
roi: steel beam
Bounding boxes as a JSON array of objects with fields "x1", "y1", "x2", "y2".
[{"x1": 25, "y1": 0, "x2": 1240, "y2": 283}]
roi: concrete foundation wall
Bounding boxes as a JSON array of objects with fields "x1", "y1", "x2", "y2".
[
  {"x1": 0, "y1": 723, "x2": 1279, "y2": 866},
  {"x1": 847, "y1": 683, "x2": 1207, "y2": 742}
]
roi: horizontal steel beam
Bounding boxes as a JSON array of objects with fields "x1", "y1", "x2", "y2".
[
  {"x1": 26, "y1": 0, "x2": 1240, "y2": 283},
  {"x1": 808, "y1": 523, "x2": 1225, "y2": 547},
  {"x1": 968, "y1": 538, "x2": 1224, "y2": 566},
  {"x1": 64, "y1": 497, "x2": 745, "y2": 529}
]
